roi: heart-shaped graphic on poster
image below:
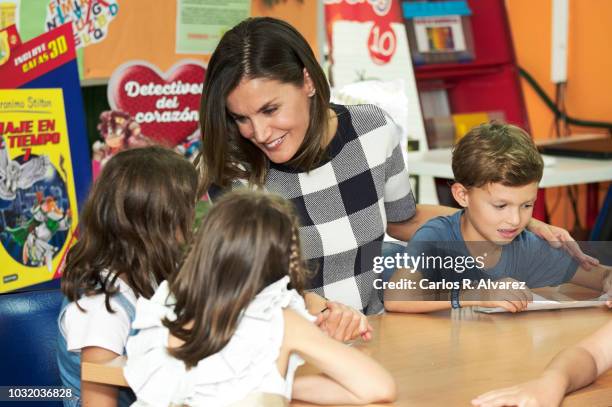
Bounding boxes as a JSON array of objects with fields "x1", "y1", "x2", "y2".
[{"x1": 107, "y1": 60, "x2": 206, "y2": 146}]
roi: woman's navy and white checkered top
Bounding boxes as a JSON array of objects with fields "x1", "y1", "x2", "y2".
[{"x1": 209, "y1": 104, "x2": 416, "y2": 314}]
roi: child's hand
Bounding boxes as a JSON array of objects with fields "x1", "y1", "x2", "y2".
[
  {"x1": 463, "y1": 278, "x2": 533, "y2": 313},
  {"x1": 527, "y1": 218, "x2": 600, "y2": 270},
  {"x1": 315, "y1": 301, "x2": 373, "y2": 342},
  {"x1": 472, "y1": 374, "x2": 565, "y2": 407}
]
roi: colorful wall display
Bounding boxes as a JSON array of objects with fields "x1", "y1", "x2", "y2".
[
  {"x1": 45, "y1": 0, "x2": 119, "y2": 49},
  {"x1": 90, "y1": 60, "x2": 206, "y2": 177},
  {"x1": 107, "y1": 60, "x2": 205, "y2": 146},
  {"x1": 0, "y1": 23, "x2": 91, "y2": 292},
  {"x1": 0, "y1": 1, "x2": 18, "y2": 30}
]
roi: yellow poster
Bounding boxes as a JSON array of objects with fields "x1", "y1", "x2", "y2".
[
  {"x1": 0, "y1": 88, "x2": 78, "y2": 292},
  {"x1": 0, "y1": 1, "x2": 17, "y2": 30}
]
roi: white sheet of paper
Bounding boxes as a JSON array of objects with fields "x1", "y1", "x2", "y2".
[{"x1": 475, "y1": 293, "x2": 608, "y2": 314}]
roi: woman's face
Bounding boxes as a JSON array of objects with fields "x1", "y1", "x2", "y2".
[{"x1": 226, "y1": 75, "x2": 314, "y2": 164}]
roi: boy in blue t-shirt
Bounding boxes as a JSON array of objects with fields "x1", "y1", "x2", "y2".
[{"x1": 384, "y1": 122, "x2": 611, "y2": 313}]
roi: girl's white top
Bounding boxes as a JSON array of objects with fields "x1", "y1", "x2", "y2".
[
  {"x1": 60, "y1": 271, "x2": 137, "y2": 354},
  {"x1": 124, "y1": 276, "x2": 315, "y2": 407}
]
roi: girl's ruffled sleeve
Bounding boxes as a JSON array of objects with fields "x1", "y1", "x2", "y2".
[{"x1": 123, "y1": 281, "x2": 191, "y2": 407}]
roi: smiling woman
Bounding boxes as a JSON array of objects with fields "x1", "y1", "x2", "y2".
[
  {"x1": 197, "y1": 18, "x2": 417, "y2": 330},
  {"x1": 225, "y1": 75, "x2": 316, "y2": 165}
]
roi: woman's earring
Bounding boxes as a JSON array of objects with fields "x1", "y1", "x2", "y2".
[{"x1": 308, "y1": 89, "x2": 316, "y2": 97}]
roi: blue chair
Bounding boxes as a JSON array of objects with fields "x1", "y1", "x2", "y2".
[{"x1": 0, "y1": 287, "x2": 64, "y2": 406}]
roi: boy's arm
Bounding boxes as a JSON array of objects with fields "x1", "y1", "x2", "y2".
[
  {"x1": 81, "y1": 346, "x2": 120, "y2": 407},
  {"x1": 384, "y1": 268, "x2": 451, "y2": 313},
  {"x1": 383, "y1": 269, "x2": 532, "y2": 313}
]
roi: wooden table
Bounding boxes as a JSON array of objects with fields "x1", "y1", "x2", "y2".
[{"x1": 83, "y1": 293, "x2": 611, "y2": 406}]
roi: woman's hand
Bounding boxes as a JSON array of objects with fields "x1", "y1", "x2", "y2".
[
  {"x1": 315, "y1": 301, "x2": 373, "y2": 342},
  {"x1": 527, "y1": 218, "x2": 599, "y2": 270},
  {"x1": 472, "y1": 374, "x2": 566, "y2": 407}
]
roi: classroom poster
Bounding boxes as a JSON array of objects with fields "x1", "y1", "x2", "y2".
[
  {"x1": 95, "y1": 59, "x2": 206, "y2": 175},
  {"x1": 0, "y1": 89, "x2": 78, "y2": 289},
  {"x1": 175, "y1": 0, "x2": 250, "y2": 54},
  {"x1": 45, "y1": 0, "x2": 119, "y2": 49},
  {"x1": 0, "y1": 23, "x2": 91, "y2": 292},
  {"x1": 324, "y1": 1, "x2": 426, "y2": 148},
  {"x1": 0, "y1": 0, "x2": 18, "y2": 30}
]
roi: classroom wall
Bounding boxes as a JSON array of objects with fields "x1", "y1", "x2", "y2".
[
  {"x1": 82, "y1": 0, "x2": 318, "y2": 79},
  {"x1": 506, "y1": 0, "x2": 612, "y2": 234},
  {"x1": 64, "y1": 0, "x2": 612, "y2": 234}
]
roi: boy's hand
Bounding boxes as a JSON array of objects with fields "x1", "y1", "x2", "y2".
[
  {"x1": 462, "y1": 278, "x2": 533, "y2": 313},
  {"x1": 315, "y1": 301, "x2": 373, "y2": 342},
  {"x1": 527, "y1": 218, "x2": 600, "y2": 270},
  {"x1": 472, "y1": 374, "x2": 565, "y2": 407}
]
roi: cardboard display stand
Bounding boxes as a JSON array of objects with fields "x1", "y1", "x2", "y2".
[{"x1": 0, "y1": 24, "x2": 91, "y2": 292}]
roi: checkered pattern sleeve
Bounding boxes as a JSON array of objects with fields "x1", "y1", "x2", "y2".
[{"x1": 381, "y1": 114, "x2": 416, "y2": 223}]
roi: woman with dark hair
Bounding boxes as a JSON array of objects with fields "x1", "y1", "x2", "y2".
[{"x1": 197, "y1": 17, "x2": 595, "y2": 340}]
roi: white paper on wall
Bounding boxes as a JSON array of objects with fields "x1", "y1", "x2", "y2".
[{"x1": 330, "y1": 19, "x2": 437, "y2": 204}]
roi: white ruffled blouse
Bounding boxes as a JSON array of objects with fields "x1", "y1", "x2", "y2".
[{"x1": 123, "y1": 276, "x2": 315, "y2": 407}]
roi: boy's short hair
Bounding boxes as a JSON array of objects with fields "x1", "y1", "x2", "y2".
[{"x1": 452, "y1": 121, "x2": 544, "y2": 188}]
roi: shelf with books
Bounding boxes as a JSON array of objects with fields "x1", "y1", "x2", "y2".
[{"x1": 402, "y1": 0, "x2": 531, "y2": 207}]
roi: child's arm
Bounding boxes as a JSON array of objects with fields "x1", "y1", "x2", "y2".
[
  {"x1": 383, "y1": 268, "x2": 532, "y2": 313},
  {"x1": 81, "y1": 346, "x2": 120, "y2": 407},
  {"x1": 472, "y1": 319, "x2": 612, "y2": 407},
  {"x1": 383, "y1": 268, "x2": 451, "y2": 313},
  {"x1": 282, "y1": 309, "x2": 396, "y2": 405}
]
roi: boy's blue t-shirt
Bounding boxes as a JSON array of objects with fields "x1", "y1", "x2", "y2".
[{"x1": 405, "y1": 210, "x2": 579, "y2": 288}]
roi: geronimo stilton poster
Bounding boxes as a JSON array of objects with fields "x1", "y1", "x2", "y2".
[{"x1": 0, "y1": 24, "x2": 91, "y2": 292}]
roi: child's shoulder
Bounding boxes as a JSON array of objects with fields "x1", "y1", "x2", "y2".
[
  {"x1": 245, "y1": 277, "x2": 314, "y2": 322},
  {"x1": 513, "y1": 228, "x2": 550, "y2": 246},
  {"x1": 413, "y1": 211, "x2": 462, "y2": 242},
  {"x1": 61, "y1": 289, "x2": 135, "y2": 354},
  {"x1": 62, "y1": 274, "x2": 137, "y2": 332},
  {"x1": 511, "y1": 228, "x2": 563, "y2": 257}
]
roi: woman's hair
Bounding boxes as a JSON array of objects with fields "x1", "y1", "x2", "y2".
[
  {"x1": 197, "y1": 17, "x2": 331, "y2": 192},
  {"x1": 452, "y1": 122, "x2": 544, "y2": 188},
  {"x1": 61, "y1": 146, "x2": 199, "y2": 312},
  {"x1": 165, "y1": 189, "x2": 308, "y2": 368}
]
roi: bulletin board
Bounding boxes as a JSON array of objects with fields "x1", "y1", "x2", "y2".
[{"x1": 1, "y1": 0, "x2": 318, "y2": 81}]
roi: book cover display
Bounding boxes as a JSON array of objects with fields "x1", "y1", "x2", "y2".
[
  {"x1": 0, "y1": 23, "x2": 91, "y2": 292},
  {"x1": 402, "y1": 0, "x2": 475, "y2": 65}
]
